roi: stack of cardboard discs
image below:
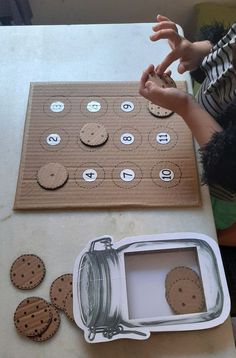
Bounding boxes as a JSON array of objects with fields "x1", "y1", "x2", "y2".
[
  {"x1": 165, "y1": 266, "x2": 205, "y2": 314},
  {"x1": 11, "y1": 254, "x2": 61, "y2": 342}
]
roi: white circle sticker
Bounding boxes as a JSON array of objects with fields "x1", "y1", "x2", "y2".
[
  {"x1": 87, "y1": 101, "x2": 101, "y2": 113},
  {"x1": 120, "y1": 169, "x2": 135, "y2": 182},
  {"x1": 50, "y1": 101, "x2": 65, "y2": 113},
  {"x1": 46, "y1": 133, "x2": 61, "y2": 146},
  {"x1": 82, "y1": 169, "x2": 97, "y2": 182},
  {"x1": 159, "y1": 169, "x2": 174, "y2": 182},
  {"x1": 156, "y1": 132, "x2": 171, "y2": 144},
  {"x1": 120, "y1": 133, "x2": 134, "y2": 145},
  {"x1": 121, "y1": 101, "x2": 134, "y2": 112}
]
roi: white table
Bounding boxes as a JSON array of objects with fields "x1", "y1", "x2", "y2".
[{"x1": 0, "y1": 23, "x2": 235, "y2": 358}]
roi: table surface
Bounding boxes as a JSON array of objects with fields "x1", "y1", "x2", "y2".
[{"x1": 0, "y1": 23, "x2": 235, "y2": 358}]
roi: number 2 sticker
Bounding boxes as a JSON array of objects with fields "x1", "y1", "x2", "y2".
[{"x1": 46, "y1": 133, "x2": 61, "y2": 146}]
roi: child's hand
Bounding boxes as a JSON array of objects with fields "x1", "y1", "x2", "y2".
[
  {"x1": 139, "y1": 64, "x2": 192, "y2": 116},
  {"x1": 150, "y1": 15, "x2": 212, "y2": 75}
]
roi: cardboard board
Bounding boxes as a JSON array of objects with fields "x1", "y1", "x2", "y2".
[{"x1": 14, "y1": 82, "x2": 201, "y2": 210}]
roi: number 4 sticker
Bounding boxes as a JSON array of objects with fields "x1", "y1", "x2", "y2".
[{"x1": 82, "y1": 169, "x2": 97, "y2": 182}]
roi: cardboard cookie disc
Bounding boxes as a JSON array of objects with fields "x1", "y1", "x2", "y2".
[
  {"x1": 165, "y1": 266, "x2": 201, "y2": 293},
  {"x1": 79, "y1": 122, "x2": 108, "y2": 147},
  {"x1": 50, "y1": 273, "x2": 73, "y2": 310},
  {"x1": 30, "y1": 304, "x2": 60, "y2": 342},
  {"x1": 166, "y1": 279, "x2": 205, "y2": 314},
  {"x1": 14, "y1": 297, "x2": 52, "y2": 337},
  {"x1": 149, "y1": 72, "x2": 176, "y2": 89},
  {"x1": 148, "y1": 102, "x2": 173, "y2": 118},
  {"x1": 148, "y1": 72, "x2": 176, "y2": 118},
  {"x1": 10, "y1": 254, "x2": 46, "y2": 290},
  {"x1": 37, "y1": 162, "x2": 68, "y2": 190},
  {"x1": 63, "y1": 290, "x2": 74, "y2": 322}
]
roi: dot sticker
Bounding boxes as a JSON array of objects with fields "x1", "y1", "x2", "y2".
[
  {"x1": 120, "y1": 133, "x2": 135, "y2": 145},
  {"x1": 46, "y1": 133, "x2": 61, "y2": 146},
  {"x1": 121, "y1": 101, "x2": 134, "y2": 112},
  {"x1": 87, "y1": 101, "x2": 101, "y2": 112},
  {"x1": 120, "y1": 169, "x2": 135, "y2": 182},
  {"x1": 156, "y1": 132, "x2": 170, "y2": 144},
  {"x1": 50, "y1": 101, "x2": 65, "y2": 113},
  {"x1": 159, "y1": 168, "x2": 174, "y2": 182},
  {"x1": 82, "y1": 169, "x2": 97, "y2": 182}
]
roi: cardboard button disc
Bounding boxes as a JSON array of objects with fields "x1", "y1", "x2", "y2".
[
  {"x1": 165, "y1": 266, "x2": 201, "y2": 293},
  {"x1": 37, "y1": 162, "x2": 68, "y2": 190},
  {"x1": 80, "y1": 122, "x2": 108, "y2": 147}
]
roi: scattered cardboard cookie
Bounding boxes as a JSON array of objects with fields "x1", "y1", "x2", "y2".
[
  {"x1": 50, "y1": 274, "x2": 73, "y2": 310},
  {"x1": 165, "y1": 266, "x2": 201, "y2": 293},
  {"x1": 14, "y1": 297, "x2": 52, "y2": 337},
  {"x1": 79, "y1": 122, "x2": 108, "y2": 147},
  {"x1": 166, "y1": 279, "x2": 205, "y2": 314},
  {"x1": 10, "y1": 254, "x2": 46, "y2": 290},
  {"x1": 37, "y1": 162, "x2": 68, "y2": 190},
  {"x1": 30, "y1": 303, "x2": 61, "y2": 342},
  {"x1": 63, "y1": 290, "x2": 74, "y2": 322}
]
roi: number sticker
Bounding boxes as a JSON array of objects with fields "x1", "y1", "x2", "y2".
[
  {"x1": 82, "y1": 169, "x2": 97, "y2": 182},
  {"x1": 120, "y1": 133, "x2": 134, "y2": 145},
  {"x1": 50, "y1": 101, "x2": 65, "y2": 113},
  {"x1": 156, "y1": 132, "x2": 170, "y2": 144},
  {"x1": 120, "y1": 169, "x2": 135, "y2": 182},
  {"x1": 87, "y1": 101, "x2": 101, "y2": 112},
  {"x1": 46, "y1": 133, "x2": 61, "y2": 146},
  {"x1": 121, "y1": 101, "x2": 134, "y2": 112},
  {"x1": 159, "y1": 169, "x2": 174, "y2": 182}
]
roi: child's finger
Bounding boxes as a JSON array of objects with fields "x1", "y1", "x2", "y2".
[
  {"x1": 156, "y1": 50, "x2": 180, "y2": 75},
  {"x1": 152, "y1": 21, "x2": 177, "y2": 33},
  {"x1": 150, "y1": 28, "x2": 180, "y2": 43}
]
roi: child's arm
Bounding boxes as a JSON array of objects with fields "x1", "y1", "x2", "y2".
[
  {"x1": 151, "y1": 15, "x2": 212, "y2": 75},
  {"x1": 139, "y1": 64, "x2": 222, "y2": 147}
]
